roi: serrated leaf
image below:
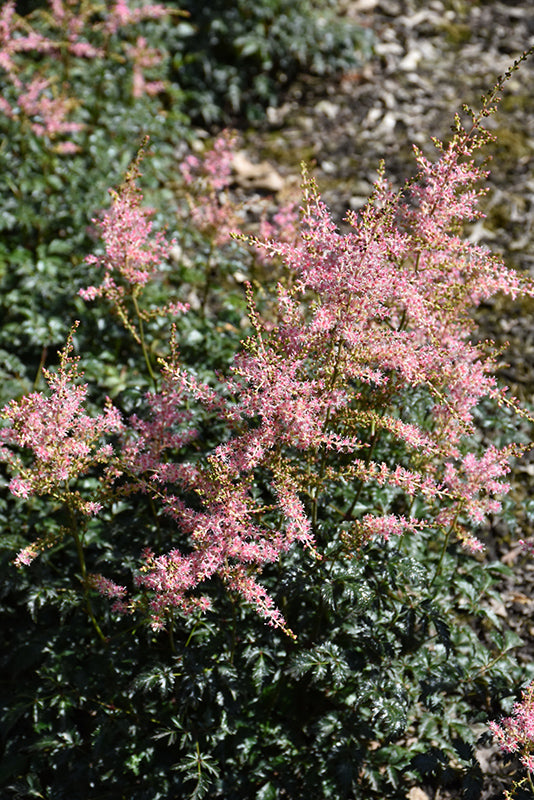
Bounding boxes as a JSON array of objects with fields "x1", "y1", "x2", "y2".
[
  {"x1": 503, "y1": 629, "x2": 524, "y2": 652},
  {"x1": 452, "y1": 736, "x2": 474, "y2": 762},
  {"x1": 431, "y1": 614, "x2": 452, "y2": 658},
  {"x1": 256, "y1": 782, "x2": 277, "y2": 800}
]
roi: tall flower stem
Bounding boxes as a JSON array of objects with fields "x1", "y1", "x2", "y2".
[
  {"x1": 132, "y1": 292, "x2": 158, "y2": 391},
  {"x1": 69, "y1": 505, "x2": 107, "y2": 643},
  {"x1": 200, "y1": 241, "x2": 216, "y2": 319},
  {"x1": 343, "y1": 422, "x2": 382, "y2": 522},
  {"x1": 310, "y1": 337, "x2": 343, "y2": 533},
  {"x1": 429, "y1": 505, "x2": 462, "y2": 590},
  {"x1": 168, "y1": 608, "x2": 176, "y2": 654}
]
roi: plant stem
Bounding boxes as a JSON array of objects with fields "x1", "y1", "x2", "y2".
[
  {"x1": 32, "y1": 346, "x2": 48, "y2": 391},
  {"x1": 184, "y1": 617, "x2": 200, "y2": 648},
  {"x1": 132, "y1": 291, "x2": 158, "y2": 391},
  {"x1": 201, "y1": 242, "x2": 214, "y2": 319},
  {"x1": 69, "y1": 506, "x2": 107, "y2": 643},
  {"x1": 168, "y1": 608, "x2": 176, "y2": 654},
  {"x1": 310, "y1": 337, "x2": 343, "y2": 533},
  {"x1": 429, "y1": 506, "x2": 462, "y2": 589},
  {"x1": 343, "y1": 422, "x2": 381, "y2": 521}
]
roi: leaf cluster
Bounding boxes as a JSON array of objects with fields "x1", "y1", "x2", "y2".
[
  {"x1": 1, "y1": 510, "x2": 531, "y2": 798},
  {"x1": 165, "y1": 0, "x2": 374, "y2": 124}
]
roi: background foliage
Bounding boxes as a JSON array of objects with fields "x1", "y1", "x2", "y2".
[{"x1": 166, "y1": 0, "x2": 374, "y2": 124}]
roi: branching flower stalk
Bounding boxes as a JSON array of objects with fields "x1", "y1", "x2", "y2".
[
  {"x1": 428, "y1": 502, "x2": 463, "y2": 590},
  {"x1": 131, "y1": 288, "x2": 159, "y2": 391},
  {"x1": 310, "y1": 336, "x2": 344, "y2": 533},
  {"x1": 0, "y1": 325, "x2": 123, "y2": 637},
  {"x1": 68, "y1": 501, "x2": 107, "y2": 642},
  {"x1": 79, "y1": 140, "x2": 188, "y2": 386}
]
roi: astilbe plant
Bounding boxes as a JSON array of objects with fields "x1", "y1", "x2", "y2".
[
  {"x1": 0, "y1": 323, "x2": 123, "y2": 639},
  {"x1": 79, "y1": 138, "x2": 189, "y2": 389},
  {"x1": 3, "y1": 53, "x2": 534, "y2": 799},
  {"x1": 3, "y1": 55, "x2": 533, "y2": 634},
  {"x1": 490, "y1": 680, "x2": 534, "y2": 798},
  {"x1": 90, "y1": 70, "x2": 533, "y2": 637}
]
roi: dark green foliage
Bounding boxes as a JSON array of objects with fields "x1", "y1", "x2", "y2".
[
  {"x1": 1, "y1": 478, "x2": 531, "y2": 798},
  {"x1": 166, "y1": 0, "x2": 374, "y2": 124}
]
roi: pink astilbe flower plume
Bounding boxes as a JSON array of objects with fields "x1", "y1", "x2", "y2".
[
  {"x1": 490, "y1": 681, "x2": 534, "y2": 797},
  {"x1": 0, "y1": 323, "x2": 123, "y2": 564},
  {"x1": 0, "y1": 0, "x2": 175, "y2": 150},
  {"x1": 80, "y1": 142, "x2": 188, "y2": 346},
  {"x1": 127, "y1": 36, "x2": 166, "y2": 98},
  {"x1": 179, "y1": 130, "x2": 243, "y2": 246},
  {"x1": 105, "y1": 0, "x2": 173, "y2": 35},
  {"x1": 178, "y1": 131, "x2": 301, "y2": 252},
  {"x1": 114, "y1": 365, "x2": 303, "y2": 635},
  {"x1": 81, "y1": 143, "x2": 173, "y2": 295}
]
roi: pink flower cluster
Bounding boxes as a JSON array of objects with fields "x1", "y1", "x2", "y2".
[
  {"x1": 103, "y1": 0, "x2": 171, "y2": 35},
  {"x1": 127, "y1": 36, "x2": 166, "y2": 98},
  {"x1": 178, "y1": 131, "x2": 301, "y2": 254},
  {"x1": 490, "y1": 681, "x2": 534, "y2": 773},
  {"x1": 179, "y1": 130, "x2": 242, "y2": 246},
  {"x1": 109, "y1": 364, "x2": 309, "y2": 634},
  {"x1": 118, "y1": 366, "x2": 198, "y2": 479},
  {"x1": 0, "y1": 325, "x2": 123, "y2": 563},
  {"x1": 257, "y1": 202, "x2": 301, "y2": 264},
  {"x1": 79, "y1": 152, "x2": 188, "y2": 326},
  {"x1": 352, "y1": 514, "x2": 425, "y2": 546},
  {"x1": 81, "y1": 167, "x2": 171, "y2": 296},
  {"x1": 520, "y1": 539, "x2": 534, "y2": 556},
  {"x1": 88, "y1": 574, "x2": 128, "y2": 613}
]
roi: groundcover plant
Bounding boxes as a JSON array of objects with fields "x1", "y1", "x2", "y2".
[{"x1": 1, "y1": 13, "x2": 534, "y2": 800}]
